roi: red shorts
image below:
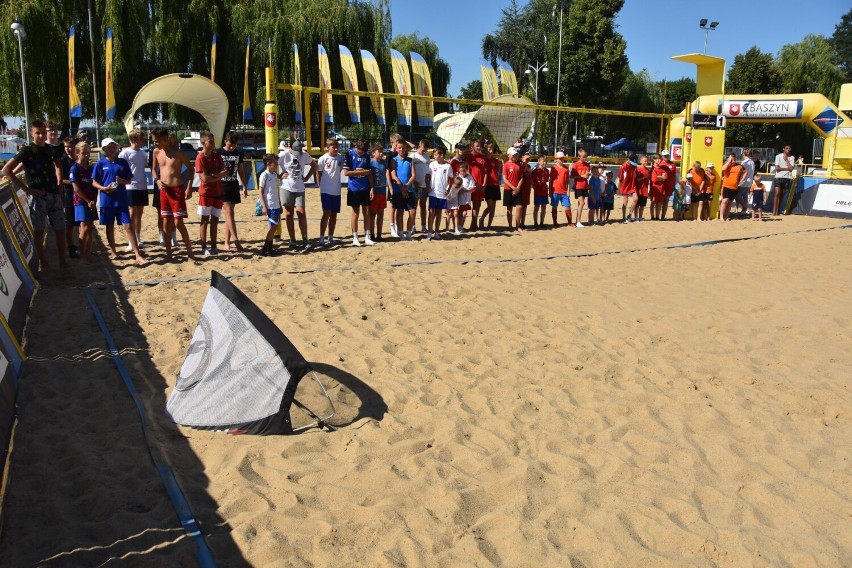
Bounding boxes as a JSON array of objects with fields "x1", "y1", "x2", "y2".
[
  {"x1": 160, "y1": 186, "x2": 188, "y2": 218},
  {"x1": 459, "y1": 203, "x2": 472, "y2": 212},
  {"x1": 370, "y1": 193, "x2": 387, "y2": 210},
  {"x1": 471, "y1": 188, "x2": 484, "y2": 203},
  {"x1": 199, "y1": 194, "x2": 224, "y2": 209}
]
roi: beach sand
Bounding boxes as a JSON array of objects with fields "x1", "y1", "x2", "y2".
[{"x1": 0, "y1": 194, "x2": 850, "y2": 566}]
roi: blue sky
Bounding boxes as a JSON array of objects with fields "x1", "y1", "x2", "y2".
[{"x1": 390, "y1": 0, "x2": 851, "y2": 97}]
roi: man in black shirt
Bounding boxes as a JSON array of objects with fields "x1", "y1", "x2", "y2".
[
  {"x1": 217, "y1": 131, "x2": 249, "y2": 252},
  {"x1": 1, "y1": 120, "x2": 69, "y2": 269}
]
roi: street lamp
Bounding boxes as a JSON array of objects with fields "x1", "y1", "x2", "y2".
[
  {"x1": 525, "y1": 61, "x2": 547, "y2": 153},
  {"x1": 10, "y1": 18, "x2": 30, "y2": 143},
  {"x1": 699, "y1": 19, "x2": 719, "y2": 55}
]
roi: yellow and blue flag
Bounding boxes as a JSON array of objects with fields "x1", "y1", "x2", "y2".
[
  {"x1": 339, "y1": 45, "x2": 360, "y2": 123},
  {"x1": 390, "y1": 49, "x2": 412, "y2": 126},
  {"x1": 294, "y1": 44, "x2": 302, "y2": 123},
  {"x1": 480, "y1": 60, "x2": 499, "y2": 101},
  {"x1": 318, "y1": 44, "x2": 333, "y2": 123},
  {"x1": 105, "y1": 28, "x2": 116, "y2": 120},
  {"x1": 360, "y1": 49, "x2": 385, "y2": 125},
  {"x1": 498, "y1": 59, "x2": 518, "y2": 95},
  {"x1": 68, "y1": 26, "x2": 82, "y2": 118},
  {"x1": 210, "y1": 34, "x2": 217, "y2": 82},
  {"x1": 409, "y1": 51, "x2": 434, "y2": 127},
  {"x1": 242, "y1": 37, "x2": 253, "y2": 122}
]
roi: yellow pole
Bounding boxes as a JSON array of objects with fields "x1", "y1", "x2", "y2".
[
  {"x1": 264, "y1": 67, "x2": 278, "y2": 155},
  {"x1": 320, "y1": 88, "x2": 327, "y2": 153}
]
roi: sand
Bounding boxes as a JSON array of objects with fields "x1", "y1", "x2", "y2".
[{"x1": 0, "y1": 193, "x2": 850, "y2": 567}]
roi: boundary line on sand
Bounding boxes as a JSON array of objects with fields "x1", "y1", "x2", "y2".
[
  {"x1": 85, "y1": 290, "x2": 216, "y2": 568},
  {"x1": 80, "y1": 223, "x2": 852, "y2": 290}
]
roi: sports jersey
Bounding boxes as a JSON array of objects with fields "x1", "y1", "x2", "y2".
[
  {"x1": 688, "y1": 168, "x2": 705, "y2": 194},
  {"x1": 278, "y1": 150, "x2": 313, "y2": 193},
  {"x1": 738, "y1": 158, "x2": 755, "y2": 189},
  {"x1": 651, "y1": 166, "x2": 668, "y2": 195},
  {"x1": 69, "y1": 162, "x2": 95, "y2": 206},
  {"x1": 465, "y1": 152, "x2": 487, "y2": 187},
  {"x1": 532, "y1": 167, "x2": 549, "y2": 197},
  {"x1": 549, "y1": 163, "x2": 570, "y2": 194},
  {"x1": 602, "y1": 181, "x2": 617, "y2": 203},
  {"x1": 458, "y1": 174, "x2": 474, "y2": 206},
  {"x1": 411, "y1": 151, "x2": 431, "y2": 188},
  {"x1": 195, "y1": 151, "x2": 225, "y2": 199},
  {"x1": 92, "y1": 157, "x2": 132, "y2": 208},
  {"x1": 571, "y1": 159, "x2": 591, "y2": 190},
  {"x1": 635, "y1": 165, "x2": 650, "y2": 197},
  {"x1": 119, "y1": 147, "x2": 148, "y2": 192},
  {"x1": 722, "y1": 163, "x2": 744, "y2": 190},
  {"x1": 503, "y1": 160, "x2": 523, "y2": 191},
  {"x1": 370, "y1": 158, "x2": 387, "y2": 194},
  {"x1": 390, "y1": 155, "x2": 413, "y2": 195},
  {"x1": 12, "y1": 143, "x2": 61, "y2": 193},
  {"x1": 258, "y1": 169, "x2": 281, "y2": 209},
  {"x1": 618, "y1": 160, "x2": 637, "y2": 194},
  {"x1": 704, "y1": 171, "x2": 717, "y2": 194},
  {"x1": 589, "y1": 176, "x2": 602, "y2": 201},
  {"x1": 218, "y1": 147, "x2": 244, "y2": 191},
  {"x1": 521, "y1": 162, "x2": 532, "y2": 194},
  {"x1": 429, "y1": 161, "x2": 452, "y2": 199},
  {"x1": 661, "y1": 158, "x2": 677, "y2": 194},
  {"x1": 317, "y1": 153, "x2": 345, "y2": 196},
  {"x1": 345, "y1": 148, "x2": 371, "y2": 192},
  {"x1": 450, "y1": 155, "x2": 464, "y2": 177},
  {"x1": 485, "y1": 157, "x2": 501, "y2": 185}
]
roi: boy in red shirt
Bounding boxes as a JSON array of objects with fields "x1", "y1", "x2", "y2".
[
  {"x1": 465, "y1": 139, "x2": 487, "y2": 231},
  {"x1": 634, "y1": 155, "x2": 650, "y2": 221},
  {"x1": 502, "y1": 147, "x2": 524, "y2": 231},
  {"x1": 532, "y1": 156, "x2": 550, "y2": 227},
  {"x1": 194, "y1": 131, "x2": 228, "y2": 254},
  {"x1": 548, "y1": 151, "x2": 573, "y2": 226},
  {"x1": 482, "y1": 140, "x2": 502, "y2": 228},
  {"x1": 571, "y1": 148, "x2": 591, "y2": 227},
  {"x1": 618, "y1": 154, "x2": 638, "y2": 222},
  {"x1": 649, "y1": 154, "x2": 669, "y2": 221}
]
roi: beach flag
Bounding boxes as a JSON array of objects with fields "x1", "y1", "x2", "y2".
[
  {"x1": 409, "y1": 51, "x2": 434, "y2": 127},
  {"x1": 210, "y1": 34, "x2": 217, "y2": 82},
  {"x1": 498, "y1": 59, "x2": 518, "y2": 96},
  {"x1": 390, "y1": 49, "x2": 413, "y2": 126},
  {"x1": 480, "y1": 60, "x2": 499, "y2": 101},
  {"x1": 294, "y1": 44, "x2": 302, "y2": 123},
  {"x1": 105, "y1": 29, "x2": 116, "y2": 121},
  {"x1": 166, "y1": 272, "x2": 334, "y2": 435},
  {"x1": 360, "y1": 50, "x2": 385, "y2": 125},
  {"x1": 242, "y1": 37, "x2": 252, "y2": 122},
  {"x1": 318, "y1": 44, "x2": 334, "y2": 123},
  {"x1": 339, "y1": 45, "x2": 360, "y2": 123},
  {"x1": 68, "y1": 27, "x2": 82, "y2": 119}
]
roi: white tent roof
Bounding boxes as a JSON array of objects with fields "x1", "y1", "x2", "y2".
[
  {"x1": 123, "y1": 74, "x2": 228, "y2": 146},
  {"x1": 434, "y1": 94, "x2": 534, "y2": 153}
]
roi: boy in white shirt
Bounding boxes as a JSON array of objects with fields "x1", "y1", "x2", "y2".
[
  {"x1": 278, "y1": 140, "x2": 316, "y2": 249},
  {"x1": 412, "y1": 139, "x2": 432, "y2": 234},
  {"x1": 427, "y1": 146, "x2": 452, "y2": 240},
  {"x1": 257, "y1": 154, "x2": 282, "y2": 256},
  {"x1": 118, "y1": 129, "x2": 149, "y2": 249},
  {"x1": 316, "y1": 137, "x2": 345, "y2": 245}
]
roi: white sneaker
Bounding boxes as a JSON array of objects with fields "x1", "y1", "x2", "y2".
[
  {"x1": 364, "y1": 236, "x2": 375, "y2": 245},
  {"x1": 202, "y1": 248, "x2": 212, "y2": 256},
  {"x1": 576, "y1": 222, "x2": 585, "y2": 228},
  {"x1": 352, "y1": 237, "x2": 361, "y2": 247},
  {"x1": 158, "y1": 232, "x2": 165, "y2": 245},
  {"x1": 454, "y1": 229, "x2": 462, "y2": 235},
  {"x1": 390, "y1": 225, "x2": 399, "y2": 238},
  {"x1": 125, "y1": 243, "x2": 133, "y2": 252}
]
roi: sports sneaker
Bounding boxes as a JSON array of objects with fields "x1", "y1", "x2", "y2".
[
  {"x1": 318, "y1": 236, "x2": 326, "y2": 246},
  {"x1": 433, "y1": 231, "x2": 441, "y2": 240},
  {"x1": 328, "y1": 236, "x2": 336, "y2": 246},
  {"x1": 302, "y1": 238, "x2": 311, "y2": 251},
  {"x1": 289, "y1": 239, "x2": 298, "y2": 249},
  {"x1": 427, "y1": 233, "x2": 433, "y2": 241},
  {"x1": 576, "y1": 222, "x2": 585, "y2": 228},
  {"x1": 454, "y1": 229, "x2": 462, "y2": 235},
  {"x1": 125, "y1": 243, "x2": 133, "y2": 252},
  {"x1": 209, "y1": 247, "x2": 219, "y2": 255},
  {"x1": 352, "y1": 237, "x2": 361, "y2": 247},
  {"x1": 202, "y1": 248, "x2": 212, "y2": 256},
  {"x1": 158, "y1": 233, "x2": 165, "y2": 245},
  {"x1": 390, "y1": 225, "x2": 399, "y2": 238},
  {"x1": 365, "y1": 236, "x2": 375, "y2": 245}
]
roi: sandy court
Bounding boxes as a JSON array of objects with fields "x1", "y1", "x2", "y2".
[{"x1": 0, "y1": 190, "x2": 850, "y2": 566}]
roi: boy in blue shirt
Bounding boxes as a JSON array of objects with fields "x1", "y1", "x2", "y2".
[
  {"x1": 588, "y1": 165, "x2": 602, "y2": 224},
  {"x1": 92, "y1": 138, "x2": 145, "y2": 264},
  {"x1": 601, "y1": 170, "x2": 616, "y2": 224},
  {"x1": 369, "y1": 144, "x2": 389, "y2": 241},
  {"x1": 344, "y1": 138, "x2": 374, "y2": 246}
]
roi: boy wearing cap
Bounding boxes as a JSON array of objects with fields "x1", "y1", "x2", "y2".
[
  {"x1": 92, "y1": 138, "x2": 145, "y2": 264},
  {"x1": 1, "y1": 120, "x2": 69, "y2": 269},
  {"x1": 548, "y1": 151, "x2": 573, "y2": 226},
  {"x1": 278, "y1": 139, "x2": 316, "y2": 249},
  {"x1": 703, "y1": 162, "x2": 718, "y2": 220}
]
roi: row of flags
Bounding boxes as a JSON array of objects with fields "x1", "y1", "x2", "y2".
[
  {"x1": 67, "y1": 26, "x2": 116, "y2": 122},
  {"x1": 481, "y1": 59, "x2": 518, "y2": 102},
  {"x1": 67, "y1": 28, "x2": 447, "y2": 128}
]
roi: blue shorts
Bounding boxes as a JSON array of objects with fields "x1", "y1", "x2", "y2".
[
  {"x1": 321, "y1": 193, "x2": 341, "y2": 213},
  {"x1": 267, "y1": 207, "x2": 282, "y2": 226},
  {"x1": 428, "y1": 196, "x2": 448, "y2": 210},
  {"x1": 533, "y1": 195, "x2": 548, "y2": 205},
  {"x1": 99, "y1": 206, "x2": 131, "y2": 226},
  {"x1": 74, "y1": 204, "x2": 98, "y2": 223},
  {"x1": 588, "y1": 199, "x2": 600, "y2": 210},
  {"x1": 550, "y1": 193, "x2": 571, "y2": 208}
]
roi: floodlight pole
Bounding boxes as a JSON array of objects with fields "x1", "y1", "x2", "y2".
[
  {"x1": 699, "y1": 20, "x2": 719, "y2": 54},
  {"x1": 11, "y1": 19, "x2": 29, "y2": 143},
  {"x1": 526, "y1": 61, "x2": 548, "y2": 154}
]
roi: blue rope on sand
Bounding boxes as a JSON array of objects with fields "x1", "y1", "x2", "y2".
[
  {"x1": 85, "y1": 290, "x2": 216, "y2": 568},
  {"x1": 80, "y1": 222, "x2": 852, "y2": 289}
]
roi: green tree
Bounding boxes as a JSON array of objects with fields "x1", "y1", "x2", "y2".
[
  {"x1": 660, "y1": 77, "x2": 696, "y2": 116},
  {"x1": 458, "y1": 79, "x2": 483, "y2": 111},
  {"x1": 831, "y1": 7, "x2": 852, "y2": 82},
  {"x1": 724, "y1": 47, "x2": 782, "y2": 146},
  {"x1": 776, "y1": 34, "x2": 845, "y2": 101}
]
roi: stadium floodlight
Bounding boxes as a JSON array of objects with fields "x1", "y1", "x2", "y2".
[
  {"x1": 699, "y1": 18, "x2": 719, "y2": 54},
  {"x1": 10, "y1": 18, "x2": 29, "y2": 142}
]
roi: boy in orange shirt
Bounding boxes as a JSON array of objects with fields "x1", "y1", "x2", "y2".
[
  {"x1": 720, "y1": 153, "x2": 745, "y2": 222},
  {"x1": 687, "y1": 162, "x2": 707, "y2": 222},
  {"x1": 548, "y1": 152, "x2": 573, "y2": 226},
  {"x1": 571, "y1": 148, "x2": 591, "y2": 227}
]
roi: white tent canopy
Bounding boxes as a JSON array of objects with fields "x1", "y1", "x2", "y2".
[
  {"x1": 434, "y1": 94, "x2": 535, "y2": 153},
  {"x1": 123, "y1": 73, "x2": 228, "y2": 146}
]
